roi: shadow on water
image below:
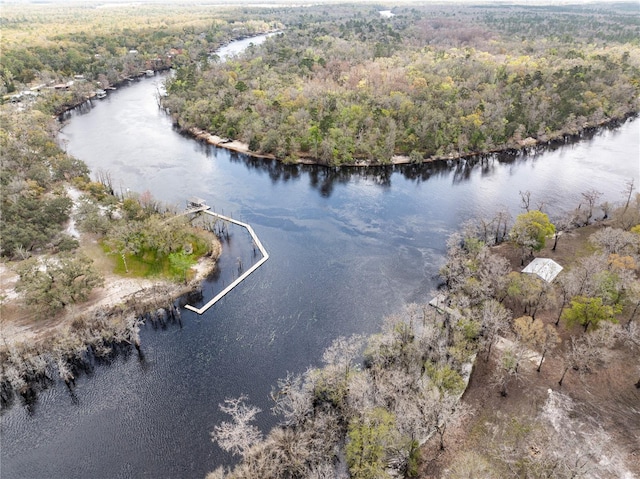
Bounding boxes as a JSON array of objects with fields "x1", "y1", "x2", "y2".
[
  {"x1": 219, "y1": 149, "x2": 523, "y2": 190},
  {"x1": 188, "y1": 113, "x2": 638, "y2": 198},
  {"x1": 0, "y1": 339, "x2": 141, "y2": 417},
  {"x1": 61, "y1": 68, "x2": 637, "y2": 205},
  {"x1": 208, "y1": 145, "x2": 397, "y2": 196},
  {"x1": 0, "y1": 220, "x2": 255, "y2": 417}
]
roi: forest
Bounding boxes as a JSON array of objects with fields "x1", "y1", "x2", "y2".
[
  {"x1": 1, "y1": 3, "x2": 279, "y2": 114},
  {"x1": 160, "y1": 3, "x2": 640, "y2": 165},
  {"x1": 0, "y1": 3, "x2": 237, "y2": 401},
  {"x1": 0, "y1": 103, "x2": 220, "y2": 400},
  {"x1": 0, "y1": 2, "x2": 281, "y2": 285}
]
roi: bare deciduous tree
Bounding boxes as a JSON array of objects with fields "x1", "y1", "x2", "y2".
[
  {"x1": 558, "y1": 336, "x2": 603, "y2": 386},
  {"x1": 492, "y1": 344, "x2": 525, "y2": 396},
  {"x1": 624, "y1": 281, "x2": 640, "y2": 328},
  {"x1": 447, "y1": 451, "x2": 496, "y2": 478},
  {"x1": 567, "y1": 253, "x2": 609, "y2": 298},
  {"x1": 622, "y1": 178, "x2": 635, "y2": 215},
  {"x1": 96, "y1": 169, "x2": 114, "y2": 196},
  {"x1": 271, "y1": 371, "x2": 313, "y2": 427},
  {"x1": 537, "y1": 325, "x2": 561, "y2": 373},
  {"x1": 322, "y1": 335, "x2": 364, "y2": 379},
  {"x1": 618, "y1": 321, "x2": 640, "y2": 387},
  {"x1": 440, "y1": 232, "x2": 471, "y2": 294},
  {"x1": 551, "y1": 213, "x2": 574, "y2": 251},
  {"x1": 429, "y1": 394, "x2": 472, "y2": 451},
  {"x1": 504, "y1": 272, "x2": 547, "y2": 318},
  {"x1": 519, "y1": 190, "x2": 532, "y2": 212},
  {"x1": 580, "y1": 189, "x2": 603, "y2": 225},
  {"x1": 612, "y1": 192, "x2": 640, "y2": 230},
  {"x1": 600, "y1": 200, "x2": 612, "y2": 220},
  {"x1": 479, "y1": 299, "x2": 511, "y2": 361},
  {"x1": 204, "y1": 467, "x2": 226, "y2": 479},
  {"x1": 478, "y1": 250, "x2": 511, "y2": 302},
  {"x1": 590, "y1": 227, "x2": 639, "y2": 255},
  {"x1": 514, "y1": 316, "x2": 561, "y2": 372},
  {"x1": 211, "y1": 395, "x2": 263, "y2": 458},
  {"x1": 492, "y1": 208, "x2": 511, "y2": 245}
]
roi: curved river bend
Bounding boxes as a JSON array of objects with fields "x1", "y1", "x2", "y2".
[{"x1": 2, "y1": 35, "x2": 639, "y2": 478}]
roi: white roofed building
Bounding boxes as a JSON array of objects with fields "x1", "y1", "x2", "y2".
[{"x1": 522, "y1": 258, "x2": 563, "y2": 283}]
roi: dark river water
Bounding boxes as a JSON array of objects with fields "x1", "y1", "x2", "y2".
[{"x1": 2, "y1": 34, "x2": 639, "y2": 478}]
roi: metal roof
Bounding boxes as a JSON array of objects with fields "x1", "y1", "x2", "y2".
[{"x1": 522, "y1": 258, "x2": 563, "y2": 283}]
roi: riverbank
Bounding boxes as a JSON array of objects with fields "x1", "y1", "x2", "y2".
[
  {"x1": 0, "y1": 236, "x2": 220, "y2": 404},
  {"x1": 52, "y1": 66, "x2": 173, "y2": 117},
  {"x1": 188, "y1": 110, "x2": 638, "y2": 168},
  {"x1": 7, "y1": 40, "x2": 638, "y2": 477},
  {"x1": 205, "y1": 218, "x2": 640, "y2": 478},
  {"x1": 51, "y1": 29, "x2": 279, "y2": 118}
]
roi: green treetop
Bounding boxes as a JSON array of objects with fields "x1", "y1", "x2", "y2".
[{"x1": 510, "y1": 210, "x2": 556, "y2": 264}]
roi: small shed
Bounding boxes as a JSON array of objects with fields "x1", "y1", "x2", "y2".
[{"x1": 522, "y1": 258, "x2": 563, "y2": 283}]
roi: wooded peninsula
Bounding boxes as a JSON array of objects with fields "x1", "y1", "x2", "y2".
[{"x1": 161, "y1": 3, "x2": 640, "y2": 165}]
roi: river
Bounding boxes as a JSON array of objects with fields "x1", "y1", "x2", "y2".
[{"x1": 1, "y1": 34, "x2": 639, "y2": 479}]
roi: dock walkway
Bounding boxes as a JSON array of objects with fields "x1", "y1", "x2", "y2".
[{"x1": 184, "y1": 206, "x2": 269, "y2": 315}]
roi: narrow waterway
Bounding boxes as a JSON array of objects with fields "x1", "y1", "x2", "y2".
[{"x1": 1, "y1": 34, "x2": 638, "y2": 479}]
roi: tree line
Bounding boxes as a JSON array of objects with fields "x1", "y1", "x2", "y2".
[
  {"x1": 0, "y1": 1, "x2": 284, "y2": 410},
  {"x1": 161, "y1": 3, "x2": 640, "y2": 165},
  {"x1": 1, "y1": 284, "x2": 185, "y2": 408},
  {"x1": 208, "y1": 304, "x2": 474, "y2": 479},
  {"x1": 0, "y1": 12, "x2": 225, "y2": 402},
  {"x1": 1, "y1": 2, "x2": 280, "y2": 114},
  {"x1": 0, "y1": 108, "x2": 87, "y2": 258}
]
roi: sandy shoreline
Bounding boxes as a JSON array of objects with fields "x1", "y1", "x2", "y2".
[
  {"x1": 0, "y1": 255, "x2": 217, "y2": 350},
  {"x1": 0, "y1": 252, "x2": 219, "y2": 400},
  {"x1": 188, "y1": 111, "x2": 637, "y2": 168}
]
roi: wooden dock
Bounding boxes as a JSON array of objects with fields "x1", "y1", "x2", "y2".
[{"x1": 184, "y1": 207, "x2": 269, "y2": 315}]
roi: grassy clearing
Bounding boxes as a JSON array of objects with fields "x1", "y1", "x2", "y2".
[{"x1": 105, "y1": 232, "x2": 212, "y2": 282}]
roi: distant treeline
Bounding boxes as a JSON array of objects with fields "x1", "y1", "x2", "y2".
[{"x1": 0, "y1": 3, "x2": 280, "y2": 97}]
